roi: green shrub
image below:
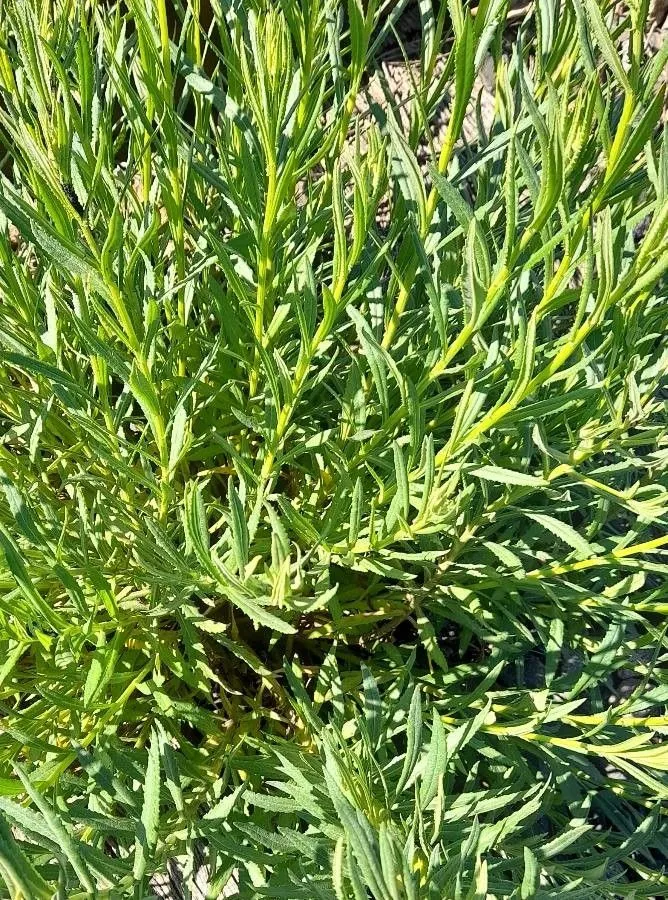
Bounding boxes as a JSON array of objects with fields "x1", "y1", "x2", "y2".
[{"x1": 0, "y1": 0, "x2": 667, "y2": 895}]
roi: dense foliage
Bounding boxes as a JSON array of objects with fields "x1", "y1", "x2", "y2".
[{"x1": 0, "y1": 0, "x2": 667, "y2": 895}]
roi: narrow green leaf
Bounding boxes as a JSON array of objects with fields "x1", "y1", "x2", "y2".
[
  {"x1": 526, "y1": 511, "x2": 594, "y2": 559},
  {"x1": 396, "y1": 687, "x2": 422, "y2": 796},
  {"x1": 13, "y1": 764, "x2": 94, "y2": 893},
  {"x1": 228, "y1": 479, "x2": 249, "y2": 574},
  {"x1": 520, "y1": 846, "x2": 539, "y2": 898},
  {"x1": 581, "y1": 0, "x2": 632, "y2": 92},
  {"x1": 0, "y1": 814, "x2": 52, "y2": 900},
  {"x1": 133, "y1": 730, "x2": 161, "y2": 882},
  {"x1": 393, "y1": 441, "x2": 410, "y2": 521},
  {"x1": 0, "y1": 525, "x2": 66, "y2": 631},
  {"x1": 361, "y1": 663, "x2": 382, "y2": 747},
  {"x1": 419, "y1": 708, "x2": 446, "y2": 809},
  {"x1": 471, "y1": 466, "x2": 546, "y2": 487}
]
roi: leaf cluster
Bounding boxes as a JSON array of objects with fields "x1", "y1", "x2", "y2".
[{"x1": 0, "y1": 0, "x2": 666, "y2": 895}]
